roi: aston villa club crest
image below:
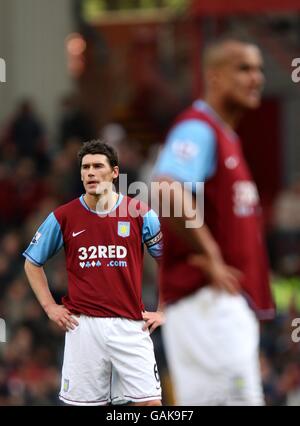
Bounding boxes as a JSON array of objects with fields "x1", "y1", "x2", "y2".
[{"x1": 118, "y1": 222, "x2": 130, "y2": 238}]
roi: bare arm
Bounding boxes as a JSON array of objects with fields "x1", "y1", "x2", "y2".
[
  {"x1": 24, "y1": 259, "x2": 78, "y2": 331},
  {"x1": 157, "y1": 177, "x2": 242, "y2": 293},
  {"x1": 142, "y1": 288, "x2": 165, "y2": 334}
]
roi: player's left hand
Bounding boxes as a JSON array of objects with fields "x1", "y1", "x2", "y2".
[{"x1": 142, "y1": 310, "x2": 165, "y2": 334}]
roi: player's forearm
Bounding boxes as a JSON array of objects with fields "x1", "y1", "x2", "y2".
[
  {"x1": 158, "y1": 179, "x2": 221, "y2": 260},
  {"x1": 24, "y1": 259, "x2": 57, "y2": 313},
  {"x1": 157, "y1": 294, "x2": 165, "y2": 312},
  {"x1": 168, "y1": 215, "x2": 221, "y2": 259}
]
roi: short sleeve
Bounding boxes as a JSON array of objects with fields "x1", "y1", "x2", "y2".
[
  {"x1": 23, "y1": 212, "x2": 64, "y2": 266},
  {"x1": 153, "y1": 119, "x2": 217, "y2": 184}
]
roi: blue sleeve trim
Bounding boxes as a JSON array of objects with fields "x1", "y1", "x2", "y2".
[{"x1": 23, "y1": 252, "x2": 43, "y2": 267}]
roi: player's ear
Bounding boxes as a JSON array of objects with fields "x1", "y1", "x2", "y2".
[{"x1": 113, "y1": 166, "x2": 119, "y2": 180}]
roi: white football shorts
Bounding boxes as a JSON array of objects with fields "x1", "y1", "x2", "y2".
[
  {"x1": 162, "y1": 286, "x2": 264, "y2": 406},
  {"x1": 59, "y1": 316, "x2": 162, "y2": 406}
]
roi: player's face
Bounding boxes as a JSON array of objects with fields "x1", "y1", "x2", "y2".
[
  {"x1": 81, "y1": 154, "x2": 119, "y2": 195},
  {"x1": 218, "y1": 46, "x2": 265, "y2": 110}
]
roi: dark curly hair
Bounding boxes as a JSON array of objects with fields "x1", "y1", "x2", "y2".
[{"x1": 77, "y1": 139, "x2": 119, "y2": 169}]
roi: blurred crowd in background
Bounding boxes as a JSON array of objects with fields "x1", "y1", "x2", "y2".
[{"x1": 0, "y1": 95, "x2": 299, "y2": 406}]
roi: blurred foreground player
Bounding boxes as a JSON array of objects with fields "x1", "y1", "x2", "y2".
[
  {"x1": 154, "y1": 38, "x2": 275, "y2": 405},
  {"x1": 24, "y1": 140, "x2": 163, "y2": 406}
]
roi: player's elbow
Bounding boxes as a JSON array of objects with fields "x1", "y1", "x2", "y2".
[
  {"x1": 24, "y1": 258, "x2": 32, "y2": 275},
  {"x1": 24, "y1": 258, "x2": 40, "y2": 274}
]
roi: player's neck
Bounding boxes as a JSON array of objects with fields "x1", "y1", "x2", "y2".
[
  {"x1": 204, "y1": 95, "x2": 243, "y2": 130},
  {"x1": 84, "y1": 191, "x2": 119, "y2": 213}
]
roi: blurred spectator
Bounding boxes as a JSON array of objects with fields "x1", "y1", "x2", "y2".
[
  {"x1": 260, "y1": 352, "x2": 282, "y2": 405},
  {"x1": 0, "y1": 164, "x2": 19, "y2": 228},
  {"x1": 2, "y1": 277, "x2": 31, "y2": 327},
  {"x1": 0, "y1": 365, "x2": 10, "y2": 405},
  {"x1": 278, "y1": 361, "x2": 300, "y2": 405},
  {"x1": 101, "y1": 122, "x2": 126, "y2": 151},
  {"x1": 14, "y1": 158, "x2": 50, "y2": 222},
  {"x1": 273, "y1": 178, "x2": 300, "y2": 231},
  {"x1": 0, "y1": 255, "x2": 14, "y2": 298},
  {"x1": 58, "y1": 93, "x2": 95, "y2": 146},
  {"x1": 23, "y1": 197, "x2": 61, "y2": 244},
  {"x1": 270, "y1": 178, "x2": 300, "y2": 275},
  {"x1": 128, "y1": 28, "x2": 182, "y2": 133},
  {"x1": 100, "y1": 123, "x2": 143, "y2": 189},
  {"x1": 1, "y1": 99, "x2": 49, "y2": 174},
  {"x1": 45, "y1": 138, "x2": 82, "y2": 201}
]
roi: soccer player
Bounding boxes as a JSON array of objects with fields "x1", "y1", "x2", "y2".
[
  {"x1": 23, "y1": 140, "x2": 163, "y2": 406},
  {"x1": 153, "y1": 38, "x2": 275, "y2": 405}
]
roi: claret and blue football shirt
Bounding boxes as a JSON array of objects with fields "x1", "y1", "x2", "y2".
[{"x1": 23, "y1": 194, "x2": 162, "y2": 320}]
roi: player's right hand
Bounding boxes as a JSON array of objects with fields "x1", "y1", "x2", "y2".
[
  {"x1": 44, "y1": 303, "x2": 79, "y2": 332},
  {"x1": 188, "y1": 254, "x2": 242, "y2": 294}
]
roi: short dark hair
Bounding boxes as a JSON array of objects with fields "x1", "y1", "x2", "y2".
[
  {"x1": 77, "y1": 139, "x2": 119, "y2": 169},
  {"x1": 203, "y1": 35, "x2": 258, "y2": 70}
]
